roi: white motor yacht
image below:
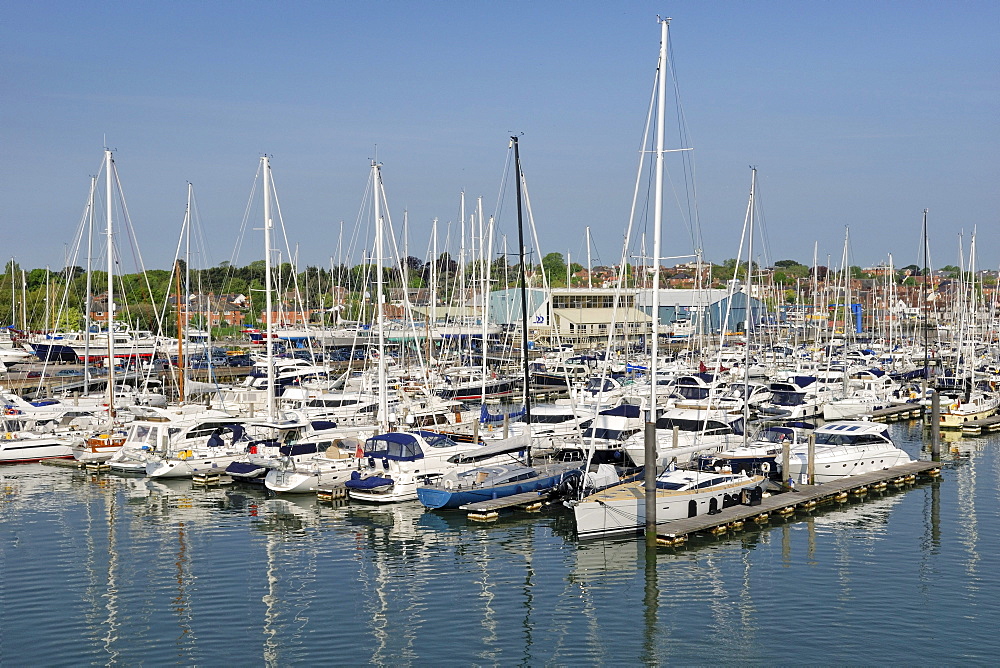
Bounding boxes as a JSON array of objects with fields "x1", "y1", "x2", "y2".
[
  {"x1": 569, "y1": 465, "x2": 766, "y2": 539},
  {"x1": 787, "y1": 420, "x2": 912, "y2": 484}
]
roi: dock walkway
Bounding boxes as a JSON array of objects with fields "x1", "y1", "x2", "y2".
[
  {"x1": 656, "y1": 460, "x2": 940, "y2": 546},
  {"x1": 460, "y1": 491, "x2": 550, "y2": 520},
  {"x1": 961, "y1": 414, "x2": 1000, "y2": 435},
  {"x1": 868, "y1": 404, "x2": 924, "y2": 422}
]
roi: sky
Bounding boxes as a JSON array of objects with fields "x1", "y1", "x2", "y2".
[{"x1": 4, "y1": 1, "x2": 999, "y2": 275}]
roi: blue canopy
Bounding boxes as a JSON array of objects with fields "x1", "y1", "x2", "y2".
[
  {"x1": 364, "y1": 432, "x2": 424, "y2": 461},
  {"x1": 600, "y1": 404, "x2": 641, "y2": 418},
  {"x1": 279, "y1": 442, "x2": 324, "y2": 456}
]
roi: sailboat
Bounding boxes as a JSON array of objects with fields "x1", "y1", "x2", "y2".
[
  {"x1": 72, "y1": 149, "x2": 136, "y2": 463},
  {"x1": 567, "y1": 19, "x2": 765, "y2": 539},
  {"x1": 416, "y1": 137, "x2": 584, "y2": 510}
]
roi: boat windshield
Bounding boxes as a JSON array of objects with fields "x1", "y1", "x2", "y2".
[
  {"x1": 523, "y1": 413, "x2": 575, "y2": 424},
  {"x1": 815, "y1": 428, "x2": 889, "y2": 446},
  {"x1": 654, "y1": 417, "x2": 732, "y2": 433},
  {"x1": 755, "y1": 427, "x2": 795, "y2": 443},
  {"x1": 675, "y1": 386, "x2": 711, "y2": 400},
  {"x1": 422, "y1": 433, "x2": 460, "y2": 448},
  {"x1": 582, "y1": 427, "x2": 634, "y2": 441},
  {"x1": 770, "y1": 391, "x2": 806, "y2": 406},
  {"x1": 128, "y1": 424, "x2": 156, "y2": 445}
]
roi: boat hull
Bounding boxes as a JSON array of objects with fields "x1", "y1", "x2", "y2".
[
  {"x1": 572, "y1": 475, "x2": 765, "y2": 540},
  {"x1": 417, "y1": 466, "x2": 581, "y2": 509},
  {"x1": 0, "y1": 436, "x2": 74, "y2": 464}
]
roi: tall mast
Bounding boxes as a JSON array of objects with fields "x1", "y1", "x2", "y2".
[
  {"x1": 644, "y1": 16, "x2": 670, "y2": 542},
  {"x1": 83, "y1": 175, "x2": 96, "y2": 394},
  {"x1": 921, "y1": 208, "x2": 929, "y2": 388},
  {"x1": 373, "y1": 161, "x2": 389, "y2": 430},
  {"x1": 512, "y1": 136, "x2": 531, "y2": 464},
  {"x1": 105, "y1": 149, "x2": 115, "y2": 420},
  {"x1": 262, "y1": 156, "x2": 275, "y2": 421}
]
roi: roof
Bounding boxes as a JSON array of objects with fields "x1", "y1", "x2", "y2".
[{"x1": 635, "y1": 289, "x2": 731, "y2": 308}]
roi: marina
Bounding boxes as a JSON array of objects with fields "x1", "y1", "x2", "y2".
[{"x1": 3, "y1": 5, "x2": 999, "y2": 664}]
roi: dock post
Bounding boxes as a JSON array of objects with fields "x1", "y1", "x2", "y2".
[
  {"x1": 503, "y1": 414, "x2": 509, "y2": 439},
  {"x1": 807, "y1": 434, "x2": 816, "y2": 485},
  {"x1": 644, "y1": 419, "x2": 657, "y2": 547},
  {"x1": 782, "y1": 441, "x2": 791, "y2": 490},
  {"x1": 672, "y1": 426, "x2": 679, "y2": 450},
  {"x1": 473, "y1": 418, "x2": 480, "y2": 443},
  {"x1": 930, "y1": 389, "x2": 941, "y2": 460}
]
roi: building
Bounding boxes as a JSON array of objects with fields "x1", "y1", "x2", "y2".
[
  {"x1": 488, "y1": 287, "x2": 653, "y2": 348},
  {"x1": 635, "y1": 287, "x2": 767, "y2": 335}
]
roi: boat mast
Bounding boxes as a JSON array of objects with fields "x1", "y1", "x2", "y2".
[
  {"x1": 175, "y1": 260, "x2": 184, "y2": 402},
  {"x1": 512, "y1": 136, "x2": 532, "y2": 465},
  {"x1": 83, "y1": 175, "x2": 95, "y2": 395},
  {"x1": 262, "y1": 156, "x2": 276, "y2": 421},
  {"x1": 373, "y1": 161, "x2": 389, "y2": 431},
  {"x1": 921, "y1": 208, "x2": 929, "y2": 395},
  {"x1": 105, "y1": 149, "x2": 115, "y2": 420},
  {"x1": 644, "y1": 16, "x2": 670, "y2": 542},
  {"x1": 742, "y1": 167, "x2": 757, "y2": 441}
]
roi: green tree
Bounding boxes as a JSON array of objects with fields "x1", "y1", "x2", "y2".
[{"x1": 541, "y1": 253, "x2": 567, "y2": 286}]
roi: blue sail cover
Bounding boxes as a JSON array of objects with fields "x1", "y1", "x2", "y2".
[
  {"x1": 279, "y1": 442, "x2": 323, "y2": 456},
  {"x1": 600, "y1": 404, "x2": 642, "y2": 418},
  {"x1": 345, "y1": 471, "x2": 394, "y2": 490},
  {"x1": 479, "y1": 404, "x2": 527, "y2": 424}
]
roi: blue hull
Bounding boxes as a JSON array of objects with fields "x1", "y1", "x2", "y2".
[{"x1": 417, "y1": 468, "x2": 581, "y2": 510}]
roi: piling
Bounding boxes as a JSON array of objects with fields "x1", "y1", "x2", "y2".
[
  {"x1": 644, "y1": 420, "x2": 657, "y2": 547},
  {"x1": 929, "y1": 390, "x2": 941, "y2": 460},
  {"x1": 781, "y1": 441, "x2": 791, "y2": 490},
  {"x1": 807, "y1": 434, "x2": 816, "y2": 485}
]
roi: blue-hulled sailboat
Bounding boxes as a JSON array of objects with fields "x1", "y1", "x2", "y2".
[{"x1": 416, "y1": 137, "x2": 585, "y2": 511}]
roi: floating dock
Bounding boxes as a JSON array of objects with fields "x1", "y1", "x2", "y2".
[
  {"x1": 316, "y1": 485, "x2": 349, "y2": 502},
  {"x1": 460, "y1": 491, "x2": 550, "y2": 521},
  {"x1": 869, "y1": 404, "x2": 925, "y2": 422},
  {"x1": 960, "y1": 414, "x2": 1000, "y2": 435},
  {"x1": 656, "y1": 460, "x2": 940, "y2": 546}
]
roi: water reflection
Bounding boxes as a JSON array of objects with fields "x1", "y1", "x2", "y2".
[{"x1": 0, "y1": 422, "x2": 997, "y2": 666}]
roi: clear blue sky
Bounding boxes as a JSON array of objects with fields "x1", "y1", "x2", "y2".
[{"x1": 5, "y1": 1, "x2": 999, "y2": 274}]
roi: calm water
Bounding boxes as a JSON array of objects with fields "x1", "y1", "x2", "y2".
[{"x1": 2, "y1": 422, "x2": 998, "y2": 665}]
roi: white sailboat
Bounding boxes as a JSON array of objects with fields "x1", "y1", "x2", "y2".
[{"x1": 569, "y1": 19, "x2": 765, "y2": 539}]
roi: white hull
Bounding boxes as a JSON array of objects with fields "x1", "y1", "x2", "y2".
[
  {"x1": 146, "y1": 452, "x2": 242, "y2": 478},
  {"x1": 572, "y1": 474, "x2": 765, "y2": 539},
  {"x1": 788, "y1": 444, "x2": 911, "y2": 484},
  {"x1": 265, "y1": 465, "x2": 357, "y2": 494},
  {"x1": 0, "y1": 435, "x2": 74, "y2": 463}
]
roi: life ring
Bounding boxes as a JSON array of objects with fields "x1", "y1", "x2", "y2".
[
  {"x1": 444, "y1": 479, "x2": 453, "y2": 490},
  {"x1": 178, "y1": 450, "x2": 193, "y2": 460},
  {"x1": 950, "y1": 402, "x2": 959, "y2": 411},
  {"x1": 761, "y1": 462, "x2": 771, "y2": 474}
]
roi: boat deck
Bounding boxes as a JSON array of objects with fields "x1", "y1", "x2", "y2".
[{"x1": 655, "y1": 460, "x2": 940, "y2": 545}]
